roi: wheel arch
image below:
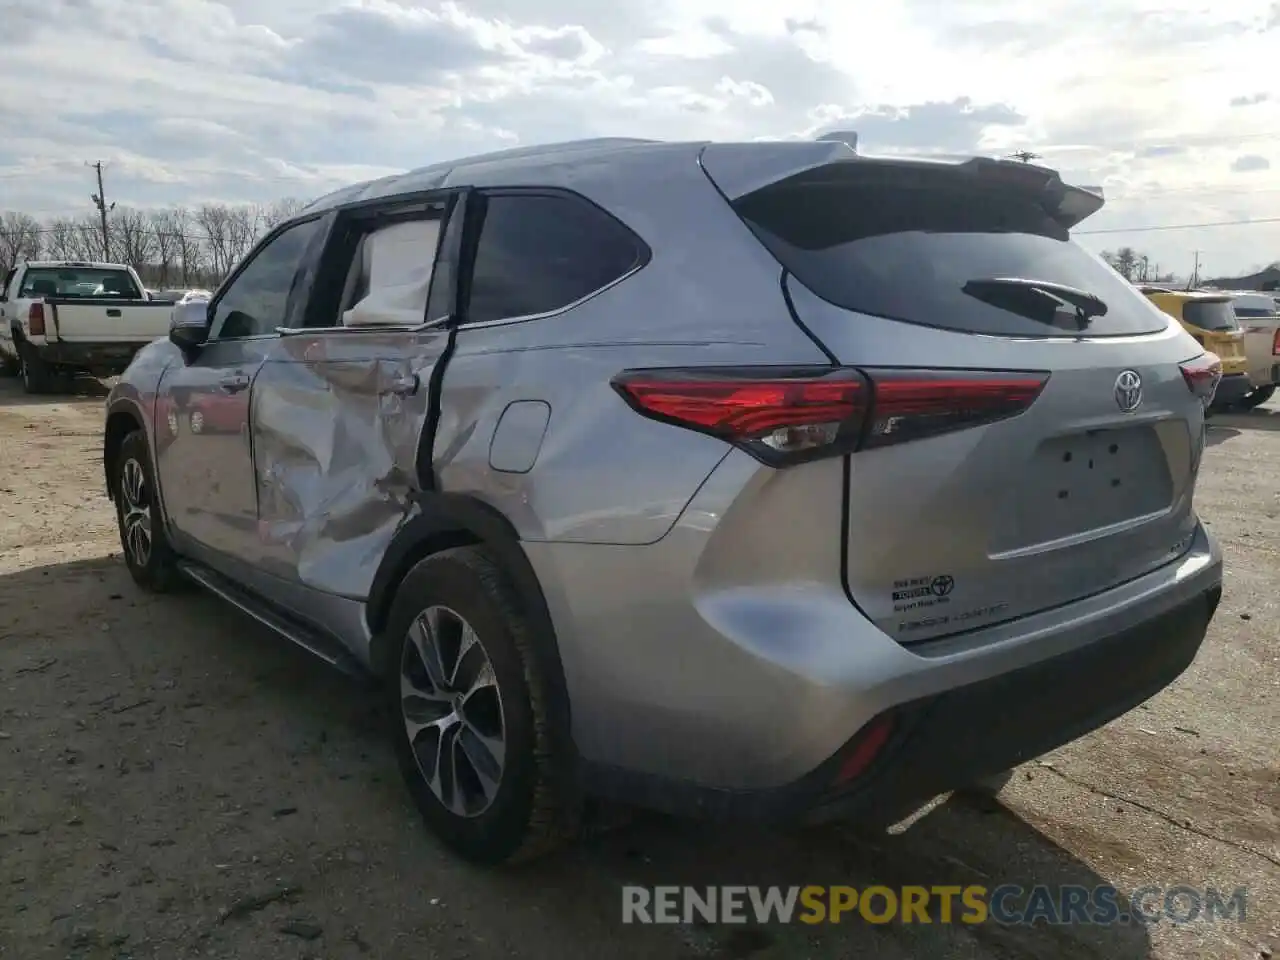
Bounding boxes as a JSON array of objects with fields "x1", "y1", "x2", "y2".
[
  {"x1": 103, "y1": 399, "x2": 145, "y2": 501},
  {"x1": 366, "y1": 492, "x2": 579, "y2": 795}
]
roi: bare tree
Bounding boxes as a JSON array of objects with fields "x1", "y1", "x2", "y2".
[
  {"x1": 0, "y1": 212, "x2": 43, "y2": 271},
  {"x1": 226, "y1": 204, "x2": 257, "y2": 269},
  {"x1": 149, "y1": 209, "x2": 179, "y2": 287},
  {"x1": 262, "y1": 197, "x2": 306, "y2": 230},
  {"x1": 44, "y1": 218, "x2": 80, "y2": 260},
  {"x1": 110, "y1": 207, "x2": 157, "y2": 272},
  {"x1": 196, "y1": 203, "x2": 234, "y2": 279},
  {"x1": 70, "y1": 216, "x2": 103, "y2": 261},
  {"x1": 169, "y1": 207, "x2": 203, "y2": 286}
]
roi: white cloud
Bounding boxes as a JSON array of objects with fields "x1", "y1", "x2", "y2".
[{"x1": 0, "y1": 0, "x2": 1278, "y2": 275}]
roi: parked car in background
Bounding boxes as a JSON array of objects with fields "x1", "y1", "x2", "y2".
[
  {"x1": 103, "y1": 137, "x2": 1223, "y2": 865},
  {"x1": 153, "y1": 288, "x2": 213, "y2": 304},
  {"x1": 1225, "y1": 291, "x2": 1280, "y2": 409},
  {"x1": 0, "y1": 261, "x2": 173, "y2": 393},
  {"x1": 1141, "y1": 288, "x2": 1249, "y2": 410}
]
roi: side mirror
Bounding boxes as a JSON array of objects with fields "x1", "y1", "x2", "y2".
[{"x1": 169, "y1": 299, "x2": 210, "y2": 355}]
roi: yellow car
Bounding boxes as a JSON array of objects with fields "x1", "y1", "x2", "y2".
[{"x1": 1141, "y1": 289, "x2": 1250, "y2": 409}]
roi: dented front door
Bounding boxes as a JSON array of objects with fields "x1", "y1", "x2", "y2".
[{"x1": 247, "y1": 329, "x2": 445, "y2": 597}]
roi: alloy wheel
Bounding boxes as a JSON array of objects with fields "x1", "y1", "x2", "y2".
[
  {"x1": 119, "y1": 458, "x2": 152, "y2": 567},
  {"x1": 400, "y1": 605, "x2": 506, "y2": 817}
]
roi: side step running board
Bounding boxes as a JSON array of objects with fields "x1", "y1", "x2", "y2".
[{"x1": 177, "y1": 560, "x2": 372, "y2": 681}]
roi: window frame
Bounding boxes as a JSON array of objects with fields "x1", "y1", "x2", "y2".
[
  {"x1": 455, "y1": 187, "x2": 651, "y2": 330},
  {"x1": 286, "y1": 190, "x2": 461, "y2": 336},
  {"x1": 204, "y1": 212, "x2": 332, "y2": 344}
]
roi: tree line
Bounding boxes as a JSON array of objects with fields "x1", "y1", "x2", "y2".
[
  {"x1": 1098, "y1": 246, "x2": 1173, "y2": 283},
  {"x1": 0, "y1": 198, "x2": 308, "y2": 290}
]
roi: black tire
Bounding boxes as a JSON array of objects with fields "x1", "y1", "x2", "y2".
[
  {"x1": 387, "y1": 545, "x2": 578, "y2": 865},
  {"x1": 1237, "y1": 384, "x2": 1276, "y2": 411},
  {"x1": 114, "y1": 430, "x2": 183, "y2": 592},
  {"x1": 0, "y1": 350, "x2": 18, "y2": 376},
  {"x1": 959, "y1": 768, "x2": 1015, "y2": 797},
  {"x1": 18, "y1": 344, "x2": 53, "y2": 394}
]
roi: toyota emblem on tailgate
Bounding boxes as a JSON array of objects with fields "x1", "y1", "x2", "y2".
[{"x1": 1114, "y1": 370, "x2": 1143, "y2": 413}]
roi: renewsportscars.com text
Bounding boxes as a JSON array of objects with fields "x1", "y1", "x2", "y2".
[{"x1": 621, "y1": 884, "x2": 1248, "y2": 926}]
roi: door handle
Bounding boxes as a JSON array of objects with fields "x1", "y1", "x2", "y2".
[
  {"x1": 381, "y1": 373, "x2": 419, "y2": 397},
  {"x1": 106, "y1": 308, "x2": 121, "y2": 318},
  {"x1": 219, "y1": 373, "x2": 251, "y2": 393}
]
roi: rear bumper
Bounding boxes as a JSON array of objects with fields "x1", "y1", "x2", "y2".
[
  {"x1": 35, "y1": 340, "x2": 150, "y2": 374},
  {"x1": 1210, "y1": 372, "x2": 1253, "y2": 407},
  {"x1": 582, "y1": 584, "x2": 1219, "y2": 823},
  {"x1": 544, "y1": 501, "x2": 1223, "y2": 819}
]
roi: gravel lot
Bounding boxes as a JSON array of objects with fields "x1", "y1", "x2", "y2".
[{"x1": 0, "y1": 376, "x2": 1276, "y2": 960}]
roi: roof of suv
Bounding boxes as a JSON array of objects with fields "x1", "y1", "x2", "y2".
[{"x1": 298, "y1": 137, "x2": 1105, "y2": 225}]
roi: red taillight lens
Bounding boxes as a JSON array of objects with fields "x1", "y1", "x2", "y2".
[
  {"x1": 611, "y1": 367, "x2": 869, "y2": 466},
  {"x1": 861, "y1": 370, "x2": 1050, "y2": 450},
  {"x1": 1272, "y1": 329, "x2": 1280, "y2": 356},
  {"x1": 27, "y1": 303, "x2": 45, "y2": 336},
  {"x1": 1179, "y1": 353, "x2": 1222, "y2": 405},
  {"x1": 611, "y1": 366, "x2": 1049, "y2": 465}
]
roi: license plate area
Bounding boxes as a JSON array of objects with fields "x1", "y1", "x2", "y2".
[{"x1": 999, "y1": 426, "x2": 1173, "y2": 550}]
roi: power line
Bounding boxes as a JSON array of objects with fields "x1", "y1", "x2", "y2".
[{"x1": 1076, "y1": 216, "x2": 1280, "y2": 235}]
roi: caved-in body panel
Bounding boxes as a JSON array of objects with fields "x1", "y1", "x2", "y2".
[{"x1": 247, "y1": 329, "x2": 446, "y2": 597}]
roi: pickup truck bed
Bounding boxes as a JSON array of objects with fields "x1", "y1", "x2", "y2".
[{"x1": 0, "y1": 261, "x2": 175, "y2": 393}]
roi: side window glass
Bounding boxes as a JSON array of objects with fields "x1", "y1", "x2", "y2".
[
  {"x1": 465, "y1": 194, "x2": 643, "y2": 325},
  {"x1": 210, "y1": 218, "x2": 324, "y2": 340}
]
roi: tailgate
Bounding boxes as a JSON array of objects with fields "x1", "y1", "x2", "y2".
[
  {"x1": 50, "y1": 301, "x2": 172, "y2": 343},
  {"x1": 703, "y1": 149, "x2": 1211, "y2": 642}
]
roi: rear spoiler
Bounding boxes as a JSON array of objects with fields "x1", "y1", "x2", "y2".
[{"x1": 699, "y1": 143, "x2": 1106, "y2": 229}]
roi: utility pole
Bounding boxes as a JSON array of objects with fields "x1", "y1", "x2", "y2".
[
  {"x1": 88, "y1": 161, "x2": 115, "y2": 261},
  {"x1": 1188, "y1": 250, "x2": 1201, "y2": 290}
]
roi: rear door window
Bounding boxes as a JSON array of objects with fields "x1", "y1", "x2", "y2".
[
  {"x1": 734, "y1": 168, "x2": 1168, "y2": 338},
  {"x1": 19, "y1": 267, "x2": 141, "y2": 299},
  {"x1": 1183, "y1": 301, "x2": 1238, "y2": 331},
  {"x1": 463, "y1": 192, "x2": 645, "y2": 325}
]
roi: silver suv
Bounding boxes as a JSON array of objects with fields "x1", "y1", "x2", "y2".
[{"x1": 103, "y1": 137, "x2": 1224, "y2": 864}]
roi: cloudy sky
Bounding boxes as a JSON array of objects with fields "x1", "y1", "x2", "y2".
[{"x1": 1, "y1": 0, "x2": 1278, "y2": 279}]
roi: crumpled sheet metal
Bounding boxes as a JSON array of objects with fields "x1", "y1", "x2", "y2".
[{"x1": 253, "y1": 336, "x2": 433, "y2": 598}]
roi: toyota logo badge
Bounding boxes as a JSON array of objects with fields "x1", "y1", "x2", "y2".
[{"x1": 1114, "y1": 370, "x2": 1143, "y2": 413}]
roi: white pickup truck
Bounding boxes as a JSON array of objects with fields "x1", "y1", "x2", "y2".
[{"x1": 0, "y1": 261, "x2": 175, "y2": 393}]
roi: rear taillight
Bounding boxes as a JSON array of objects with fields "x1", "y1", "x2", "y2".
[
  {"x1": 859, "y1": 370, "x2": 1049, "y2": 450},
  {"x1": 610, "y1": 366, "x2": 1049, "y2": 466},
  {"x1": 1179, "y1": 353, "x2": 1222, "y2": 406},
  {"x1": 1273, "y1": 329, "x2": 1280, "y2": 356},
  {"x1": 27, "y1": 303, "x2": 45, "y2": 337}
]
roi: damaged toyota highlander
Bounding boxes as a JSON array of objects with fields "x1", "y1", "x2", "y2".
[{"x1": 102, "y1": 137, "x2": 1224, "y2": 865}]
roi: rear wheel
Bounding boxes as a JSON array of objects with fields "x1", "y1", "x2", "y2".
[
  {"x1": 114, "y1": 430, "x2": 183, "y2": 592},
  {"x1": 18, "y1": 345, "x2": 53, "y2": 394},
  {"x1": 387, "y1": 546, "x2": 578, "y2": 865},
  {"x1": 1238, "y1": 385, "x2": 1276, "y2": 411}
]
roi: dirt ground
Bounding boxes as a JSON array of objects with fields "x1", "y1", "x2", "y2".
[{"x1": 0, "y1": 376, "x2": 1276, "y2": 960}]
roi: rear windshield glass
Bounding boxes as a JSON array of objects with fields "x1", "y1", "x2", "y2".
[
  {"x1": 1183, "y1": 301, "x2": 1238, "y2": 331},
  {"x1": 734, "y1": 171, "x2": 1169, "y2": 338},
  {"x1": 19, "y1": 267, "x2": 142, "y2": 299},
  {"x1": 1231, "y1": 306, "x2": 1276, "y2": 319}
]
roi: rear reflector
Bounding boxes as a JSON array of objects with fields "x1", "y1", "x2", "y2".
[
  {"x1": 833, "y1": 715, "x2": 895, "y2": 786},
  {"x1": 611, "y1": 366, "x2": 1048, "y2": 466},
  {"x1": 1179, "y1": 353, "x2": 1222, "y2": 405},
  {"x1": 27, "y1": 303, "x2": 46, "y2": 337},
  {"x1": 1273, "y1": 329, "x2": 1280, "y2": 356}
]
